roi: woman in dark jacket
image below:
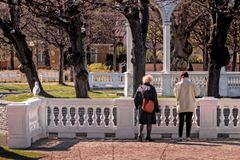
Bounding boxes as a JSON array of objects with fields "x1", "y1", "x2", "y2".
[{"x1": 134, "y1": 74, "x2": 160, "y2": 141}]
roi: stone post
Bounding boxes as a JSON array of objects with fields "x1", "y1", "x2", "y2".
[
  {"x1": 115, "y1": 98, "x2": 135, "y2": 139},
  {"x1": 219, "y1": 67, "x2": 228, "y2": 97},
  {"x1": 7, "y1": 98, "x2": 45, "y2": 148},
  {"x1": 161, "y1": 73, "x2": 173, "y2": 96},
  {"x1": 199, "y1": 97, "x2": 218, "y2": 138}
]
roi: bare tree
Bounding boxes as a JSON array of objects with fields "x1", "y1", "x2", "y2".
[
  {"x1": 114, "y1": 0, "x2": 150, "y2": 96},
  {"x1": 23, "y1": 15, "x2": 70, "y2": 85},
  {"x1": 171, "y1": 1, "x2": 207, "y2": 71},
  {"x1": 146, "y1": 6, "x2": 162, "y2": 71},
  {"x1": 85, "y1": 10, "x2": 125, "y2": 71},
  {"x1": 207, "y1": 0, "x2": 240, "y2": 97},
  {"x1": 26, "y1": 0, "x2": 95, "y2": 98},
  {"x1": 190, "y1": 12, "x2": 211, "y2": 71},
  {"x1": 0, "y1": 0, "x2": 49, "y2": 96},
  {"x1": 226, "y1": 17, "x2": 240, "y2": 71},
  {"x1": 0, "y1": 31, "x2": 15, "y2": 70}
]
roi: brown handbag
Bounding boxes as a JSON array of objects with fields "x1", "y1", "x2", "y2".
[
  {"x1": 141, "y1": 87, "x2": 154, "y2": 113},
  {"x1": 142, "y1": 98, "x2": 154, "y2": 113}
]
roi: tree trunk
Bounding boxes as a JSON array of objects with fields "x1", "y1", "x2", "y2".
[
  {"x1": 117, "y1": 0, "x2": 149, "y2": 96},
  {"x1": 2, "y1": 30, "x2": 47, "y2": 96},
  {"x1": 171, "y1": 4, "x2": 193, "y2": 71},
  {"x1": 43, "y1": 42, "x2": 51, "y2": 68},
  {"x1": 203, "y1": 47, "x2": 208, "y2": 71},
  {"x1": 59, "y1": 45, "x2": 65, "y2": 85},
  {"x1": 35, "y1": 40, "x2": 39, "y2": 69},
  {"x1": 207, "y1": 13, "x2": 233, "y2": 97},
  {"x1": 153, "y1": 48, "x2": 157, "y2": 71},
  {"x1": 231, "y1": 29, "x2": 238, "y2": 71},
  {"x1": 9, "y1": 44, "x2": 14, "y2": 70},
  {"x1": 0, "y1": 0, "x2": 51, "y2": 97},
  {"x1": 128, "y1": 18, "x2": 146, "y2": 96},
  {"x1": 207, "y1": 65, "x2": 221, "y2": 97},
  {"x1": 66, "y1": 15, "x2": 89, "y2": 98},
  {"x1": 203, "y1": 25, "x2": 210, "y2": 71},
  {"x1": 113, "y1": 38, "x2": 117, "y2": 71}
]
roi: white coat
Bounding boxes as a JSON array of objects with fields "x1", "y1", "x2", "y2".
[{"x1": 173, "y1": 78, "x2": 200, "y2": 113}]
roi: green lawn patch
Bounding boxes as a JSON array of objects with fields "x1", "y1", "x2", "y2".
[
  {"x1": 0, "y1": 84, "x2": 121, "y2": 102},
  {"x1": 0, "y1": 84, "x2": 29, "y2": 93},
  {"x1": 0, "y1": 146, "x2": 45, "y2": 160}
]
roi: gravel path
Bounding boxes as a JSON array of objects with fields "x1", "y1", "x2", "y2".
[{"x1": 30, "y1": 138, "x2": 240, "y2": 160}]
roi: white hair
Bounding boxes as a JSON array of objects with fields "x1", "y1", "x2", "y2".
[{"x1": 142, "y1": 74, "x2": 153, "y2": 84}]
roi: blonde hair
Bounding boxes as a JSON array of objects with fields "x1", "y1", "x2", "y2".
[{"x1": 142, "y1": 74, "x2": 153, "y2": 84}]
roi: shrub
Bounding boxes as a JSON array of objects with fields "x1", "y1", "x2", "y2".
[
  {"x1": 189, "y1": 54, "x2": 203, "y2": 63},
  {"x1": 88, "y1": 63, "x2": 111, "y2": 72}
]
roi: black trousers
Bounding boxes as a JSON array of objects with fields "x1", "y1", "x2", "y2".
[{"x1": 178, "y1": 112, "x2": 193, "y2": 138}]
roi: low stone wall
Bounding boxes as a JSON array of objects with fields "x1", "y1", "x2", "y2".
[
  {"x1": 0, "y1": 104, "x2": 7, "y2": 131},
  {"x1": 0, "y1": 104, "x2": 8, "y2": 146}
]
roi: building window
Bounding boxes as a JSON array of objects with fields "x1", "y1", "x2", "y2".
[
  {"x1": 37, "y1": 52, "x2": 44, "y2": 63},
  {"x1": 0, "y1": 47, "x2": 7, "y2": 61},
  {"x1": 90, "y1": 48, "x2": 98, "y2": 63}
]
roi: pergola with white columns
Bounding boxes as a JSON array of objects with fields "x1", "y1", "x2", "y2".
[{"x1": 124, "y1": 0, "x2": 179, "y2": 96}]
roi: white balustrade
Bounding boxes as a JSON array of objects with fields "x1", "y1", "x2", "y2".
[
  {"x1": 0, "y1": 71, "x2": 22, "y2": 82},
  {"x1": 46, "y1": 98, "x2": 117, "y2": 139},
  {"x1": 7, "y1": 98, "x2": 44, "y2": 148},
  {"x1": 1, "y1": 70, "x2": 240, "y2": 97},
  {"x1": 88, "y1": 72, "x2": 124, "y2": 88},
  {"x1": 7, "y1": 97, "x2": 240, "y2": 148},
  {"x1": 217, "y1": 99, "x2": 240, "y2": 138}
]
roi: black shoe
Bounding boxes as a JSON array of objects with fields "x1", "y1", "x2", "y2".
[
  {"x1": 176, "y1": 137, "x2": 183, "y2": 142},
  {"x1": 137, "y1": 135, "x2": 142, "y2": 142},
  {"x1": 145, "y1": 137, "x2": 154, "y2": 142}
]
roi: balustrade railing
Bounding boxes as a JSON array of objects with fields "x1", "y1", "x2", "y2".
[
  {"x1": 88, "y1": 72, "x2": 124, "y2": 88},
  {"x1": 46, "y1": 99, "x2": 117, "y2": 138},
  {"x1": 6, "y1": 97, "x2": 240, "y2": 148},
  {"x1": 217, "y1": 99, "x2": 240, "y2": 138},
  {"x1": 1, "y1": 70, "x2": 240, "y2": 97}
]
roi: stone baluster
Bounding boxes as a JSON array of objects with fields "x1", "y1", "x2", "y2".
[
  {"x1": 49, "y1": 106, "x2": 55, "y2": 127},
  {"x1": 192, "y1": 108, "x2": 198, "y2": 128},
  {"x1": 91, "y1": 107, "x2": 97, "y2": 127},
  {"x1": 65, "y1": 107, "x2": 71, "y2": 127},
  {"x1": 228, "y1": 106, "x2": 234, "y2": 128},
  {"x1": 99, "y1": 108, "x2": 104, "y2": 127},
  {"x1": 73, "y1": 107, "x2": 80, "y2": 127},
  {"x1": 219, "y1": 106, "x2": 225, "y2": 128},
  {"x1": 83, "y1": 107, "x2": 89, "y2": 127},
  {"x1": 58, "y1": 106, "x2": 63, "y2": 127},
  {"x1": 161, "y1": 106, "x2": 167, "y2": 127},
  {"x1": 108, "y1": 106, "x2": 114, "y2": 127},
  {"x1": 169, "y1": 106, "x2": 174, "y2": 127}
]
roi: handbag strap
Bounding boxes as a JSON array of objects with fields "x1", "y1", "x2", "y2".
[{"x1": 140, "y1": 85, "x2": 144, "y2": 98}]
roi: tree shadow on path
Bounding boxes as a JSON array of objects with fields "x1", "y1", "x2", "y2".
[
  {"x1": 30, "y1": 138, "x2": 81, "y2": 151},
  {"x1": 0, "y1": 146, "x2": 44, "y2": 160}
]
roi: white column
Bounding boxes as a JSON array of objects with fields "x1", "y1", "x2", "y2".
[
  {"x1": 124, "y1": 22, "x2": 133, "y2": 96},
  {"x1": 162, "y1": 22, "x2": 171, "y2": 73},
  {"x1": 126, "y1": 22, "x2": 133, "y2": 72}
]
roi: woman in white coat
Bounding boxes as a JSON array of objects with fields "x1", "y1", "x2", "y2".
[{"x1": 173, "y1": 72, "x2": 200, "y2": 141}]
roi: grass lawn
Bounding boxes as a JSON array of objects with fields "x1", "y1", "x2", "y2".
[
  {"x1": 0, "y1": 146, "x2": 45, "y2": 160},
  {"x1": 0, "y1": 83, "x2": 122, "y2": 102}
]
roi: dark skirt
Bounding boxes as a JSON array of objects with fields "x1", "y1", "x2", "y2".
[{"x1": 138, "y1": 108, "x2": 156, "y2": 124}]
